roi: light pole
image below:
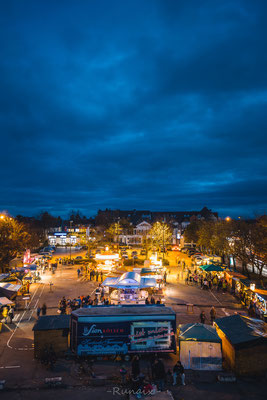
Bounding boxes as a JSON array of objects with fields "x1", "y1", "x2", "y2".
[
  {"x1": 69, "y1": 220, "x2": 73, "y2": 261},
  {"x1": 162, "y1": 219, "x2": 166, "y2": 264}
]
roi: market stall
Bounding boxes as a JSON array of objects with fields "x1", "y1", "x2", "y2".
[
  {"x1": 70, "y1": 305, "x2": 176, "y2": 356},
  {"x1": 102, "y1": 272, "x2": 157, "y2": 304},
  {"x1": 215, "y1": 314, "x2": 267, "y2": 376},
  {"x1": 199, "y1": 264, "x2": 224, "y2": 273},
  {"x1": 0, "y1": 282, "x2": 21, "y2": 299},
  {"x1": 95, "y1": 249, "x2": 120, "y2": 273},
  {"x1": 179, "y1": 323, "x2": 222, "y2": 370},
  {"x1": 224, "y1": 271, "x2": 247, "y2": 293}
]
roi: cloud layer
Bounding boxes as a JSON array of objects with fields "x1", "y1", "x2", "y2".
[{"x1": 0, "y1": 0, "x2": 266, "y2": 218}]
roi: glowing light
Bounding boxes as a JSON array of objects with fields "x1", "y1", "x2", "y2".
[{"x1": 95, "y1": 253, "x2": 119, "y2": 261}]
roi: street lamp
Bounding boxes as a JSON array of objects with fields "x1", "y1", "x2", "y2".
[{"x1": 69, "y1": 220, "x2": 73, "y2": 261}]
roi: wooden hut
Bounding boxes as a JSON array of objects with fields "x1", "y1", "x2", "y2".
[
  {"x1": 178, "y1": 323, "x2": 222, "y2": 370},
  {"x1": 33, "y1": 315, "x2": 70, "y2": 358},
  {"x1": 215, "y1": 314, "x2": 267, "y2": 376}
]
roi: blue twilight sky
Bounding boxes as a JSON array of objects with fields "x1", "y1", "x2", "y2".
[{"x1": 0, "y1": 0, "x2": 267, "y2": 219}]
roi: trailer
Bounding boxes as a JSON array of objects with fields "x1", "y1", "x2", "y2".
[{"x1": 70, "y1": 305, "x2": 176, "y2": 356}]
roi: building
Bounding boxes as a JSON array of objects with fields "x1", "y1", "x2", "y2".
[
  {"x1": 119, "y1": 221, "x2": 152, "y2": 245},
  {"x1": 179, "y1": 323, "x2": 222, "y2": 370},
  {"x1": 96, "y1": 207, "x2": 218, "y2": 226},
  {"x1": 215, "y1": 314, "x2": 267, "y2": 376},
  {"x1": 48, "y1": 225, "x2": 90, "y2": 246},
  {"x1": 33, "y1": 315, "x2": 70, "y2": 358}
]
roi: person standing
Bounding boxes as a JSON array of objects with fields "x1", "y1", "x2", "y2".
[
  {"x1": 2, "y1": 306, "x2": 8, "y2": 323},
  {"x1": 210, "y1": 306, "x2": 216, "y2": 325},
  {"x1": 8, "y1": 307, "x2": 14, "y2": 324},
  {"x1": 173, "y1": 361, "x2": 185, "y2": 386},
  {"x1": 131, "y1": 355, "x2": 140, "y2": 379},
  {"x1": 91, "y1": 269, "x2": 95, "y2": 281},
  {"x1": 77, "y1": 268, "x2": 81, "y2": 278},
  {"x1": 41, "y1": 303, "x2": 47, "y2": 316},
  {"x1": 95, "y1": 270, "x2": 99, "y2": 282},
  {"x1": 154, "y1": 358, "x2": 166, "y2": 392},
  {"x1": 200, "y1": 311, "x2": 206, "y2": 324},
  {"x1": 37, "y1": 306, "x2": 41, "y2": 318}
]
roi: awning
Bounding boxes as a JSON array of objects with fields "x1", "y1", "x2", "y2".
[
  {"x1": 200, "y1": 264, "x2": 223, "y2": 272},
  {"x1": 102, "y1": 272, "x2": 157, "y2": 289},
  {"x1": 0, "y1": 297, "x2": 14, "y2": 306},
  {"x1": 0, "y1": 282, "x2": 22, "y2": 299}
]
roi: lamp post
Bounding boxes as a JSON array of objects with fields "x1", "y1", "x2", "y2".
[
  {"x1": 69, "y1": 220, "x2": 73, "y2": 261},
  {"x1": 162, "y1": 219, "x2": 166, "y2": 264}
]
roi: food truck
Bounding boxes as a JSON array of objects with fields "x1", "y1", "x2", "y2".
[{"x1": 70, "y1": 305, "x2": 176, "y2": 356}]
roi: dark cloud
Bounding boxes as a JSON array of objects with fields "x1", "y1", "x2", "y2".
[{"x1": 0, "y1": 0, "x2": 266, "y2": 218}]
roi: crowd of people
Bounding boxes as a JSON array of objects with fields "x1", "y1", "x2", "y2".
[
  {"x1": 118, "y1": 355, "x2": 185, "y2": 395},
  {"x1": 184, "y1": 269, "x2": 228, "y2": 293}
]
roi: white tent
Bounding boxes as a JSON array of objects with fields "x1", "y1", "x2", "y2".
[
  {"x1": 102, "y1": 271, "x2": 156, "y2": 289},
  {"x1": 179, "y1": 323, "x2": 222, "y2": 370}
]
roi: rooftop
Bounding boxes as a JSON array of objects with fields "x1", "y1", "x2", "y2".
[
  {"x1": 215, "y1": 314, "x2": 267, "y2": 348},
  {"x1": 33, "y1": 315, "x2": 70, "y2": 331},
  {"x1": 72, "y1": 304, "x2": 175, "y2": 317},
  {"x1": 179, "y1": 323, "x2": 221, "y2": 343}
]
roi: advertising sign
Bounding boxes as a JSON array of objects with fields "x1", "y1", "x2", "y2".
[
  {"x1": 129, "y1": 321, "x2": 175, "y2": 352},
  {"x1": 77, "y1": 322, "x2": 130, "y2": 355},
  {"x1": 75, "y1": 319, "x2": 176, "y2": 355}
]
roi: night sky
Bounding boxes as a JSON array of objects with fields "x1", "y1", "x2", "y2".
[{"x1": 1, "y1": 0, "x2": 267, "y2": 219}]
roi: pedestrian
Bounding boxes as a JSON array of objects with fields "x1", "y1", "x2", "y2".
[
  {"x1": 164, "y1": 272, "x2": 167, "y2": 283},
  {"x1": 222, "y1": 280, "x2": 227, "y2": 294},
  {"x1": 89, "y1": 270, "x2": 92, "y2": 281},
  {"x1": 95, "y1": 271, "x2": 99, "y2": 282},
  {"x1": 119, "y1": 365, "x2": 127, "y2": 385},
  {"x1": 77, "y1": 268, "x2": 81, "y2": 278},
  {"x1": 203, "y1": 279, "x2": 209, "y2": 290},
  {"x1": 154, "y1": 358, "x2": 166, "y2": 392},
  {"x1": 37, "y1": 306, "x2": 41, "y2": 318},
  {"x1": 41, "y1": 303, "x2": 47, "y2": 316},
  {"x1": 2, "y1": 306, "x2": 8, "y2": 323},
  {"x1": 210, "y1": 306, "x2": 216, "y2": 325},
  {"x1": 8, "y1": 307, "x2": 14, "y2": 324},
  {"x1": 217, "y1": 279, "x2": 222, "y2": 292},
  {"x1": 150, "y1": 295, "x2": 155, "y2": 304},
  {"x1": 100, "y1": 271, "x2": 103, "y2": 282},
  {"x1": 200, "y1": 310, "x2": 206, "y2": 324},
  {"x1": 131, "y1": 355, "x2": 140, "y2": 379},
  {"x1": 91, "y1": 269, "x2": 95, "y2": 281},
  {"x1": 173, "y1": 361, "x2": 185, "y2": 386}
]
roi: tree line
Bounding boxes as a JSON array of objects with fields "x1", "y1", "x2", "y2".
[{"x1": 184, "y1": 216, "x2": 267, "y2": 277}]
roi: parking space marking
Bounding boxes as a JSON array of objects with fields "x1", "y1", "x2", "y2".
[{"x1": 6, "y1": 283, "x2": 45, "y2": 350}]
